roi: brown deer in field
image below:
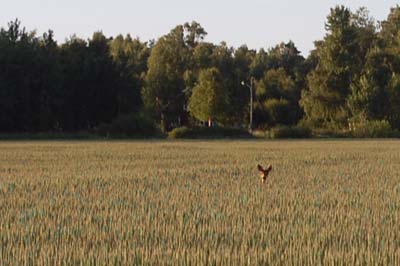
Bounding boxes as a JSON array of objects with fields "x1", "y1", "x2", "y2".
[{"x1": 257, "y1": 164, "x2": 272, "y2": 183}]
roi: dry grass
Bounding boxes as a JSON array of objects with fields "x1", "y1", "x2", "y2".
[{"x1": 0, "y1": 140, "x2": 400, "y2": 265}]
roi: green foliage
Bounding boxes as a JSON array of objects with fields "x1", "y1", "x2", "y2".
[
  {"x1": 188, "y1": 67, "x2": 229, "y2": 123},
  {"x1": 254, "y1": 67, "x2": 302, "y2": 127},
  {"x1": 249, "y1": 48, "x2": 268, "y2": 79},
  {"x1": 350, "y1": 119, "x2": 399, "y2": 138},
  {"x1": 268, "y1": 125, "x2": 312, "y2": 139},
  {"x1": 142, "y1": 26, "x2": 189, "y2": 132},
  {"x1": 348, "y1": 48, "x2": 391, "y2": 121},
  {"x1": 142, "y1": 21, "x2": 207, "y2": 132},
  {"x1": 0, "y1": 20, "x2": 145, "y2": 134},
  {"x1": 230, "y1": 45, "x2": 255, "y2": 123},
  {"x1": 109, "y1": 34, "x2": 150, "y2": 114},
  {"x1": 263, "y1": 98, "x2": 292, "y2": 126},
  {"x1": 168, "y1": 126, "x2": 251, "y2": 139},
  {"x1": 256, "y1": 68, "x2": 295, "y2": 100},
  {"x1": 192, "y1": 42, "x2": 215, "y2": 69},
  {"x1": 4, "y1": 6, "x2": 400, "y2": 137},
  {"x1": 347, "y1": 6, "x2": 400, "y2": 131},
  {"x1": 380, "y1": 6, "x2": 400, "y2": 47},
  {"x1": 0, "y1": 19, "x2": 51, "y2": 132},
  {"x1": 310, "y1": 128, "x2": 350, "y2": 138},
  {"x1": 388, "y1": 74, "x2": 400, "y2": 129},
  {"x1": 301, "y1": 6, "x2": 376, "y2": 128},
  {"x1": 167, "y1": 126, "x2": 192, "y2": 139},
  {"x1": 183, "y1": 21, "x2": 207, "y2": 49},
  {"x1": 96, "y1": 113, "x2": 158, "y2": 138},
  {"x1": 267, "y1": 41, "x2": 305, "y2": 79}
]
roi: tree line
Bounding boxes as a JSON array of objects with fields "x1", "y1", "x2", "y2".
[{"x1": 1, "y1": 5, "x2": 400, "y2": 135}]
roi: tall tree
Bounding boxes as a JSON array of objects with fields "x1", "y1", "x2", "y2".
[
  {"x1": 188, "y1": 67, "x2": 229, "y2": 126},
  {"x1": 109, "y1": 34, "x2": 150, "y2": 114},
  {"x1": 376, "y1": 6, "x2": 400, "y2": 129},
  {"x1": 142, "y1": 26, "x2": 189, "y2": 132},
  {"x1": 183, "y1": 21, "x2": 207, "y2": 50},
  {"x1": 344, "y1": 7, "x2": 400, "y2": 129},
  {"x1": 301, "y1": 6, "x2": 374, "y2": 128},
  {"x1": 34, "y1": 30, "x2": 61, "y2": 131},
  {"x1": 58, "y1": 32, "x2": 119, "y2": 131},
  {"x1": 254, "y1": 68, "x2": 298, "y2": 126},
  {"x1": 85, "y1": 32, "x2": 119, "y2": 127},
  {"x1": 57, "y1": 36, "x2": 88, "y2": 131},
  {"x1": 249, "y1": 48, "x2": 269, "y2": 80},
  {"x1": 0, "y1": 19, "x2": 39, "y2": 132},
  {"x1": 249, "y1": 41, "x2": 305, "y2": 128},
  {"x1": 347, "y1": 48, "x2": 391, "y2": 121},
  {"x1": 267, "y1": 41, "x2": 305, "y2": 80},
  {"x1": 380, "y1": 5, "x2": 400, "y2": 48}
]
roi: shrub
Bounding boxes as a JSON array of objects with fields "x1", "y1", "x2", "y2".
[
  {"x1": 96, "y1": 113, "x2": 159, "y2": 138},
  {"x1": 350, "y1": 120, "x2": 399, "y2": 138},
  {"x1": 168, "y1": 126, "x2": 252, "y2": 139},
  {"x1": 268, "y1": 125, "x2": 312, "y2": 139},
  {"x1": 168, "y1": 126, "x2": 192, "y2": 139},
  {"x1": 251, "y1": 129, "x2": 267, "y2": 138},
  {"x1": 311, "y1": 128, "x2": 350, "y2": 138}
]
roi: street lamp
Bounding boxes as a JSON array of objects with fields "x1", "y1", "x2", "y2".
[{"x1": 241, "y1": 77, "x2": 254, "y2": 133}]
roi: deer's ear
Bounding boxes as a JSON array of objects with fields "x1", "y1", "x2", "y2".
[{"x1": 257, "y1": 164, "x2": 264, "y2": 172}]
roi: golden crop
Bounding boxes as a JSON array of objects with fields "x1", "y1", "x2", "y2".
[{"x1": 0, "y1": 140, "x2": 399, "y2": 265}]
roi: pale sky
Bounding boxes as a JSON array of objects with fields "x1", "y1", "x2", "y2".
[{"x1": 1, "y1": 0, "x2": 398, "y2": 56}]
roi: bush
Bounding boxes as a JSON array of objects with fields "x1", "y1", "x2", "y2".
[
  {"x1": 251, "y1": 129, "x2": 268, "y2": 138},
  {"x1": 268, "y1": 125, "x2": 312, "y2": 139},
  {"x1": 168, "y1": 126, "x2": 252, "y2": 139},
  {"x1": 350, "y1": 120, "x2": 399, "y2": 138},
  {"x1": 168, "y1": 126, "x2": 192, "y2": 139},
  {"x1": 96, "y1": 113, "x2": 159, "y2": 138},
  {"x1": 311, "y1": 128, "x2": 350, "y2": 138},
  {"x1": 0, "y1": 132, "x2": 94, "y2": 140}
]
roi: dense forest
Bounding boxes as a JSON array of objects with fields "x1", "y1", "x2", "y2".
[{"x1": 2, "y1": 5, "x2": 400, "y2": 137}]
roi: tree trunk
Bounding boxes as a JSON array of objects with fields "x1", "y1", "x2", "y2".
[{"x1": 160, "y1": 113, "x2": 166, "y2": 133}]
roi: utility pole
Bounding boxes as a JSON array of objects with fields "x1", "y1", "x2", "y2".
[{"x1": 241, "y1": 77, "x2": 254, "y2": 133}]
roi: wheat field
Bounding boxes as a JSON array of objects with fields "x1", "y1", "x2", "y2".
[{"x1": 0, "y1": 140, "x2": 399, "y2": 265}]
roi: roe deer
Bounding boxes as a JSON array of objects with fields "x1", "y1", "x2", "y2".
[{"x1": 257, "y1": 164, "x2": 272, "y2": 183}]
